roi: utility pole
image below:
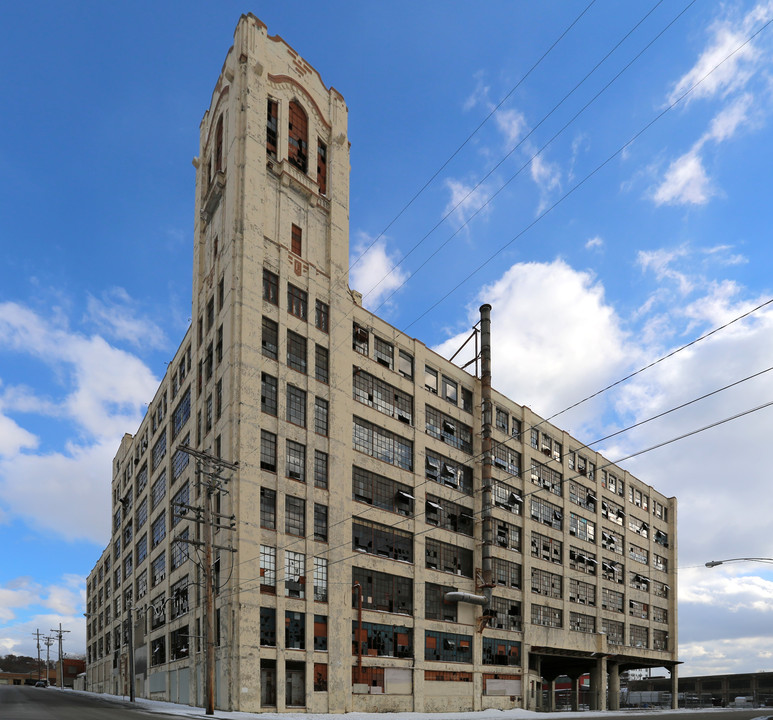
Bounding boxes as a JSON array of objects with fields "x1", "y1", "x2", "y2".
[
  {"x1": 44, "y1": 636, "x2": 54, "y2": 684},
  {"x1": 175, "y1": 445, "x2": 237, "y2": 716},
  {"x1": 50, "y1": 624, "x2": 70, "y2": 688},
  {"x1": 33, "y1": 629, "x2": 42, "y2": 682}
]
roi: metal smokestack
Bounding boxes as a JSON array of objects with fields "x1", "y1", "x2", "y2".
[{"x1": 480, "y1": 304, "x2": 493, "y2": 604}]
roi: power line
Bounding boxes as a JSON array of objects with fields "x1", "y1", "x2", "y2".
[
  {"x1": 403, "y1": 13, "x2": 773, "y2": 331},
  {"x1": 217, "y1": 393, "x2": 773, "y2": 600},
  {"x1": 365, "y1": 0, "x2": 678, "y2": 306},
  {"x1": 345, "y1": 0, "x2": 598, "y2": 281}
]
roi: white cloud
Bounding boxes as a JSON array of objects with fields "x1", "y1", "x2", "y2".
[
  {"x1": 431, "y1": 255, "x2": 773, "y2": 674},
  {"x1": 443, "y1": 178, "x2": 494, "y2": 230},
  {"x1": 704, "y1": 92, "x2": 754, "y2": 143},
  {"x1": 585, "y1": 236, "x2": 603, "y2": 251},
  {"x1": 463, "y1": 70, "x2": 490, "y2": 111},
  {"x1": 0, "y1": 413, "x2": 38, "y2": 457},
  {"x1": 652, "y1": 150, "x2": 713, "y2": 206},
  {"x1": 0, "y1": 439, "x2": 115, "y2": 543},
  {"x1": 636, "y1": 246, "x2": 694, "y2": 296},
  {"x1": 433, "y1": 259, "x2": 629, "y2": 428},
  {"x1": 666, "y1": 4, "x2": 769, "y2": 106},
  {"x1": 86, "y1": 287, "x2": 167, "y2": 350},
  {"x1": 349, "y1": 233, "x2": 410, "y2": 312},
  {"x1": 530, "y1": 152, "x2": 562, "y2": 214},
  {"x1": 0, "y1": 301, "x2": 158, "y2": 542},
  {"x1": 494, "y1": 108, "x2": 527, "y2": 147}
]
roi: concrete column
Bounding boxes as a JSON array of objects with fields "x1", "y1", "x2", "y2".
[
  {"x1": 571, "y1": 676, "x2": 580, "y2": 711},
  {"x1": 589, "y1": 657, "x2": 607, "y2": 711},
  {"x1": 671, "y1": 665, "x2": 679, "y2": 710},
  {"x1": 534, "y1": 657, "x2": 542, "y2": 712},
  {"x1": 608, "y1": 662, "x2": 621, "y2": 710},
  {"x1": 546, "y1": 678, "x2": 556, "y2": 712}
]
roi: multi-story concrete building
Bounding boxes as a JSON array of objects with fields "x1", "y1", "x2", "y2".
[{"x1": 85, "y1": 14, "x2": 678, "y2": 714}]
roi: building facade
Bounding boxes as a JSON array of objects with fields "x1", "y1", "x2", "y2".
[{"x1": 85, "y1": 14, "x2": 679, "y2": 714}]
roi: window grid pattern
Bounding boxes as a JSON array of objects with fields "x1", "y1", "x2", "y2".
[
  {"x1": 425, "y1": 538, "x2": 473, "y2": 577},
  {"x1": 286, "y1": 330, "x2": 307, "y2": 374},
  {"x1": 353, "y1": 367, "x2": 413, "y2": 424},
  {"x1": 287, "y1": 284, "x2": 308, "y2": 320},
  {"x1": 569, "y1": 578, "x2": 596, "y2": 606},
  {"x1": 568, "y1": 480, "x2": 596, "y2": 512},
  {"x1": 315, "y1": 300, "x2": 329, "y2": 333},
  {"x1": 493, "y1": 480, "x2": 523, "y2": 515},
  {"x1": 352, "y1": 621, "x2": 411, "y2": 658},
  {"x1": 353, "y1": 517, "x2": 413, "y2": 563},
  {"x1": 315, "y1": 344, "x2": 329, "y2": 383},
  {"x1": 373, "y1": 337, "x2": 393, "y2": 369},
  {"x1": 495, "y1": 520, "x2": 521, "y2": 552},
  {"x1": 262, "y1": 317, "x2": 278, "y2": 359},
  {"x1": 602, "y1": 558, "x2": 625, "y2": 584},
  {"x1": 530, "y1": 531, "x2": 562, "y2": 564},
  {"x1": 531, "y1": 567, "x2": 562, "y2": 599},
  {"x1": 493, "y1": 444, "x2": 521, "y2": 476},
  {"x1": 260, "y1": 488, "x2": 276, "y2": 530},
  {"x1": 569, "y1": 611, "x2": 596, "y2": 633},
  {"x1": 286, "y1": 385, "x2": 306, "y2": 427},
  {"x1": 603, "y1": 618, "x2": 624, "y2": 645},
  {"x1": 601, "y1": 528, "x2": 623, "y2": 553},
  {"x1": 530, "y1": 496, "x2": 562, "y2": 530},
  {"x1": 489, "y1": 596, "x2": 522, "y2": 632},
  {"x1": 569, "y1": 512, "x2": 596, "y2": 542},
  {"x1": 313, "y1": 557, "x2": 328, "y2": 602},
  {"x1": 425, "y1": 583, "x2": 458, "y2": 622},
  {"x1": 482, "y1": 638, "x2": 522, "y2": 667},
  {"x1": 314, "y1": 397, "x2": 328, "y2": 435},
  {"x1": 653, "y1": 629, "x2": 669, "y2": 650},
  {"x1": 286, "y1": 440, "x2": 305, "y2": 482},
  {"x1": 353, "y1": 416, "x2": 413, "y2": 470},
  {"x1": 425, "y1": 495, "x2": 473, "y2": 536},
  {"x1": 531, "y1": 604, "x2": 562, "y2": 628},
  {"x1": 352, "y1": 466, "x2": 414, "y2": 516},
  {"x1": 530, "y1": 459, "x2": 562, "y2": 496},
  {"x1": 285, "y1": 495, "x2": 305, "y2": 536},
  {"x1": 314, "y1": 450, "x2": 328, "y2": 489},
  {"x1": 313, "y1": 503, "x2": 328, "y2": 542},
  {"x1": 602, "y1": 587, "x2": 624, "y2": 613},
  {"x1": 425, "y1": 405, "x2": 473, "y2": 454},
  {"x1": 285, "y1": 551, "x2": 305, "y2": 598},
  {"x1": 492, "y1": 557, "x2": 522, "y2": 589},
  {"x1": 261, "y1": 373, "x2": 278, "y2": 416},
  {"x1": 425, "y1": 631, "x2": 472, "y2": 663},
  {"x1": 151, "y1": 472, "x2": 166, "y2": 510},
  {"x1": 152, "y1": 432, "x2": 167, "y2": 471},
  {"x1": 630, "y1": 624, "x2": 649, "y2": 648},
  {"x1": 260, "y1": 545, "x2": 276, "y2": 592},
  {"x1": 260, "y1": 430, "x2": 277, "y2": 472},
  {"x1": 352, "y1": 566, "x2": 412, "y2": 614},
  {"x1": 171, "y1": 389, "x2": 191, "y2": 439},
  {"x1": 425, "y1": 451, "x2": 473, "y2": 494}
]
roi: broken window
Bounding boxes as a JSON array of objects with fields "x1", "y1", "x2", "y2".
[{"x1": 288, "y1": 100, "x2": 308, "y2": 173}]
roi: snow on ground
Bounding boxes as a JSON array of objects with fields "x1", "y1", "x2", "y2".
[{"x1": 54, "y1": 687, "x2": 768, "y2": 720}]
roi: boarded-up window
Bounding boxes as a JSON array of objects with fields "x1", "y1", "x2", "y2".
[
  {"x1": 291, "y1": 224, "x2": 302, "y2": 256},
  {"x1": 288, "y1": 101, "x2": 308, "y2": 172}
]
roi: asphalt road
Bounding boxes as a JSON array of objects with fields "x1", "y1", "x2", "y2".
[
  {"x1": 0, "y1": 685, "x2": 166, "y2": 719},
  {"x1": 3, "y1": 686, "x2": 773, "y2": 720}
]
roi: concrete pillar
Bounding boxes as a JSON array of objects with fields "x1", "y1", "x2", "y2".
[
  {"x1": 671, "y1": 665, "x2": 679, "y2": 710},
  {"x1": 571, "y1": 676, "x2": 580, "y2": 711},
  {"x1": 589, "y1": 657, "x2": 607, "y2": 711},
  {"x1": 546, "y1": 678, "x2": 556, "y2": 711},
  {"x1": 608, "y1": 662, "x2": 621, "y2": 711},
  {"x1": 534, "y1": 657, "x2": 542, "y2": 712}
]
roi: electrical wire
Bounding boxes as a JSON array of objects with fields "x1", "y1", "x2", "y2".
[
  {"x1": 404, "y1": 16, "x2": 773, "y2": 331},
  {"x1": 345, "y1": 0, "x2": 598, "y2": 280}
]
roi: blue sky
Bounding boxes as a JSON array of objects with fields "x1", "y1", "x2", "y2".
[{"x1": 2, "y1": 1, "x2": 773, "y2": 675}]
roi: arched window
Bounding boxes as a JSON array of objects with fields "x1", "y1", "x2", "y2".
[{"x1": 288, "y1": 101, "x2": 308, "y2": 173}]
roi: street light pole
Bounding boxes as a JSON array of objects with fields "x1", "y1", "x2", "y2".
[{"x1": 705, "y1": 557, "x2": 773, "y2": 568}]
